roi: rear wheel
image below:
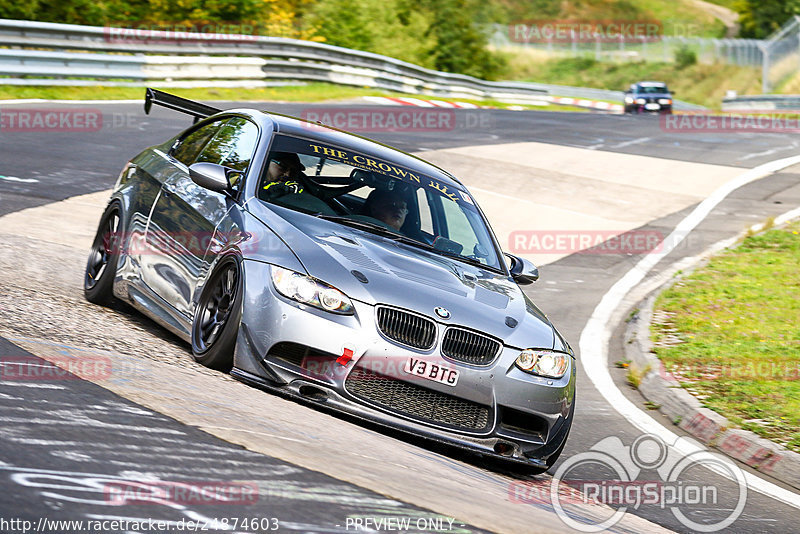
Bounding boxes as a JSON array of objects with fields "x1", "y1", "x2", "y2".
[
  {"x1": 84, "y1": 204, "x2": 121, "y2": 306},
  {"x1": 191, "y1": 257, "x2": 242, "y2": 371}
]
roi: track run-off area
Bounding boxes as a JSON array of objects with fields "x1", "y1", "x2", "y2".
[{"x1": 1, "y1": 100, "x2": 800, "y2": 533}]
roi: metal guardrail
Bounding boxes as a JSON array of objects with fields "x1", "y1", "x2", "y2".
[
  {"x1": 722, "y1": 94, "x2": 800, "y2": 111},
  {"x1": 0, "y1": 18, "x2": 704, "y2": 109}
]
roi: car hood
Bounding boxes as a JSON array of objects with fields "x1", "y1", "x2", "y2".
[{"x1": 247, "y1": 202, "x2": 556, "y2": 348}]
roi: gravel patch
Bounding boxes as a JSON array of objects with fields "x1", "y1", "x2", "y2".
[{"x1": 0, "y1": 232, "x2": 231, "y2": 380}]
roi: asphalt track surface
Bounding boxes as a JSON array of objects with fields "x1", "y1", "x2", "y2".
[{"x1": 1, "y1": 101, "x2": 800, "y2": 533}]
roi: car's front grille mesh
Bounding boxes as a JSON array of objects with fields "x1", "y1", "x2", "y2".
[
  {"x1": 376, "y1": 307, "x2": 436, "y2": 349},
  {"x1": 267, "y1": 342, "x2": 336, "y2": 368},
  {"x1": 442, "y1": 328, "x2": 501, "y2": 365},
  {"x1": 345, "y1": 365, "x2": 490, "y2": 431}
]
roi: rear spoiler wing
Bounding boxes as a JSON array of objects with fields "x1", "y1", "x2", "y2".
[{"x1": 144, "y1": 88, "x2": 222, "y2": 123}]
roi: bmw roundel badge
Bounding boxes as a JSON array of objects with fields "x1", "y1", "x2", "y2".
[{"x1": 434, "y1": 306, "x2": 451, "y2": 319}]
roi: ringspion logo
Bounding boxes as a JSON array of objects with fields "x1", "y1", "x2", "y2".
[{"x1": 548, "y1": 434, "x2": 747, "y2": 532}]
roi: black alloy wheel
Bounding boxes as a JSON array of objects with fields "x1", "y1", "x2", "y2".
[
  {"x1": 84, "y1": 204, "x2": 121, "y2": 305},
  {"x1": 191, "y1": 257, "x2": 242, "y2": 371}
]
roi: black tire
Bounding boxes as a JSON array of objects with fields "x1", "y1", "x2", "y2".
[
  {"x1": 84, "y1": 203, "x2": 122, "y2": 306},
  {"x1": 191, "y1": 256, "x2": 242, "y2": 371}
]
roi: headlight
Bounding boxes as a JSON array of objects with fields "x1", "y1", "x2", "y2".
[
  {"x1": 635, "y1": 98, "x2": 646, "y2": 105},
  {"x1": 515, "y1": 349, "x2": 569, "y2": 379},
  {"x1": 271, "y1": 266, "x2": 354, "y2": 314},
  {"x1": 658, "y1": 98, "x2": 672, "y2": 105},
  {"x1": 624, "y1": 96, "x2": 634, "y2": 104}
]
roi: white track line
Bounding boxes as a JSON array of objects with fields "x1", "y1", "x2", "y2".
[{"x1": 579, "y1": 154, "x2": 800, "y2": 509}]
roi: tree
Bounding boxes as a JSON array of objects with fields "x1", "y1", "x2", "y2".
[
  {"x1": 421, "y1": 0, "x2": 506, "y2": 79},
  {"x1": 304, "y1": 0, "x2": 376, "y2": 50},
  {"x1": 736, "y1": 0, "x2": 800, "y2": 39}
]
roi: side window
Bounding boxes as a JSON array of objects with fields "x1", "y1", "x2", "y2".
[
  {"x1": 440, "y1": 198, "x2": 480, "y2": 254},
  {"x1": 171, "y1": 121, "x2": 224, "y2": 165},
  {"x1": 196, "y1": 118, "x2": 259, "y2": 173}
]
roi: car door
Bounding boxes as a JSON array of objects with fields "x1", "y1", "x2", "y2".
[{"x1": 142, "y1": 116, "x2": 259, "y2": 322}]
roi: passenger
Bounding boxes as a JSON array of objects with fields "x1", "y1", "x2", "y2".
[
  {"x1": 363, "y1": 189, "x2": 408, "y2": 231},
  {"x1": 262, "y1": 152, "x2": 306, "y2": 198}
]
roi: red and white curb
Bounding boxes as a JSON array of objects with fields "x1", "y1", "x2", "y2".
[
  {"x1": 363, "y1": 96, "x2": 480, "y2": 109},
  {"x1": 363, "y1": 95, "x2": 623, "y2": 113},
  {"x1": 549, "y1": 96, "x2": 624, "y2": 113},
  {"x1": 627, "y1": 290, "x2": 800, "y2": 491},
  {"x1": 586, "y1": 153, "x2": 800, "y2": 506}
]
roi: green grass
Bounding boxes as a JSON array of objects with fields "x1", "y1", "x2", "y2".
[
  {"x1": 652, "y1": 221, "x2": 800, "y2": 452},
  {"x1": 501, "y1": 53, "x2": 761, "y2": 109},
  {"x1": 0, "y1": 84, "x2": 398, "y2": 102},
  {"x1": 0, "y1": 83, "x2": 589, "y2": 112}
]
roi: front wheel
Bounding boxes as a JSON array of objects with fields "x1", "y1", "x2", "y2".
[
  {"x1": 84, "y1": 203, "x2": 121, "y2": 306},
  {"x1": 191, "y1": 256, "x2": 243, "y2": 371}
]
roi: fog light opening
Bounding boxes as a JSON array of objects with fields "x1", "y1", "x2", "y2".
[
  {"x1": 494, "y1": 441, "x2": 515, "y2": 457},
  {"x1": 298, "y1": 385, "x2": 328, "y2": 402}
]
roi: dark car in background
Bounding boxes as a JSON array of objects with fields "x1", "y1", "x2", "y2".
[
  {"x1": 83, "y1": 89, "x2": 576, "y2": 473},
  {"x1": 624, "y1": 81, "x2": 673, "y2": 114}
]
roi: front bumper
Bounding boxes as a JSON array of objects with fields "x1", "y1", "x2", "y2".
[
  {"x1": 630, "y1": 103, "x2": 672, "y2": 114},
  {"x1": 232, "y1": 260, "x2": 576, "y2": 466}
]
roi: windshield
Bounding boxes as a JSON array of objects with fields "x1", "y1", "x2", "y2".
[
  {"x1": 637, "y1": 84, "x2": 668, "y2": 94},
  {"x1": 257, "y1": 134, "x2": 503, "y2": 271}
]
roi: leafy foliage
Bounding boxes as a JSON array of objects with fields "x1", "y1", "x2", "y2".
[
  {"x1": 735, "y1": 0, "x2": 800, "y2": 39},
  {"x1": 674, "y1": 44, "x2": 697, "y2": 69},
  {"x1": 0, "y1": 0, "x2": 310, "y2": 39},
  {"x1": 305, "y1": 0, "x2": 505, "y2": 78},
  {"x1": 2, "y1": 0, "x2": 505, "y2": 78}
]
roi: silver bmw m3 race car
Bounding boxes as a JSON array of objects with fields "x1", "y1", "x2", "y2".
[{"x1": 84, "y1": 89, "x2": 575, "y2": 472}]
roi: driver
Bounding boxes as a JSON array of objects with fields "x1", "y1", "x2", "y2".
[
  {"x1": 363, "y1": 189, "x2": 408, "y2": 231},
  {"x1": 262, "y1": 152, "x2": 306, "y2": 199}
]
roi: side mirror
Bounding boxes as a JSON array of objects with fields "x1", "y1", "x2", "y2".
[
  {"x1": 505, "y1": 253, "x2": 539, "y2": 284},
  {"x1": 188, "y1": 162, "x2": 234, "y2": 196}
]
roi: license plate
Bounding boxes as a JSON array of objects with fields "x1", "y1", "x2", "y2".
[
  {"x1": 645, "y1": 103, "x2": 660, "y2": 110},
  {"x1": 403, "y1": 357, "x2": 459, "y2": 386}
]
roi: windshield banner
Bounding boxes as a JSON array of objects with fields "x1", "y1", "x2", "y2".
[{"x1": 271, "y1": 136, "x2": 475, "y2": 207}]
